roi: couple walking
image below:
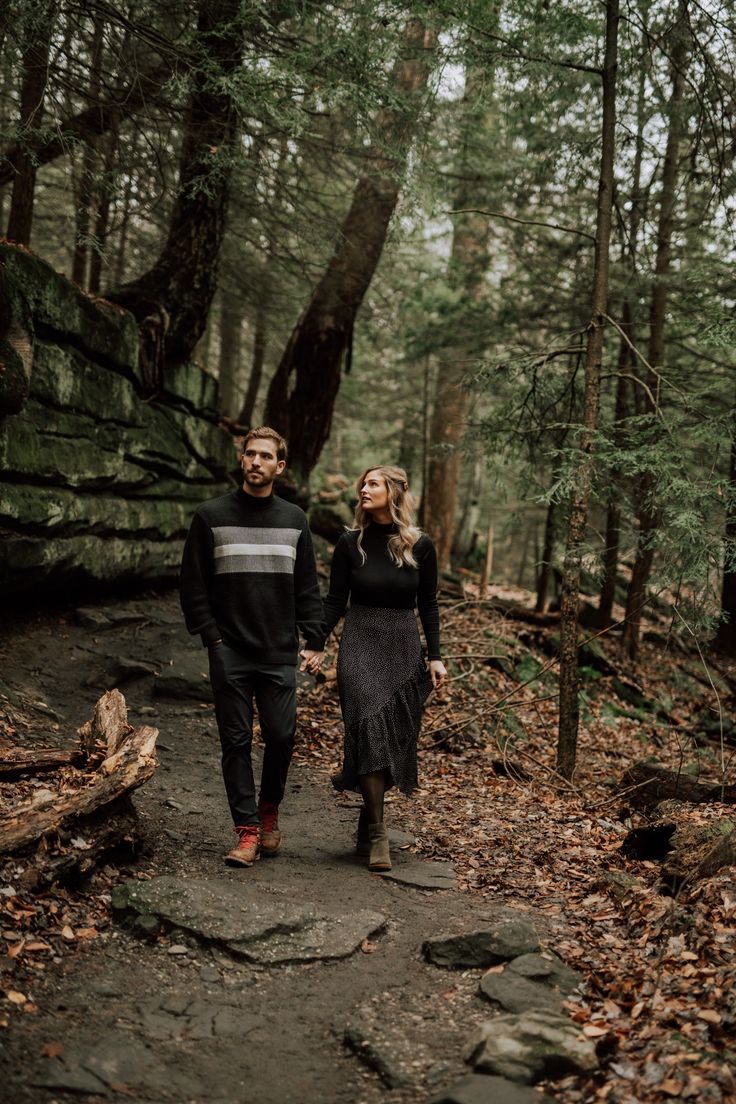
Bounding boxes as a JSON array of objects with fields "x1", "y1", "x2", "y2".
[{"x1": 179, "y1": 426, "x2": 446, "y2": 873}]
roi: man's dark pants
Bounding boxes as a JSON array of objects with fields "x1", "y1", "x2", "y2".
[{"x1": 208, "y1": 642, "x2": 296, "y2": 827}]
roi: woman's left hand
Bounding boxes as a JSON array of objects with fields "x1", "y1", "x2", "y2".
[{"x1": 429, "y1": 659, "x2": 447, "y2": 691}]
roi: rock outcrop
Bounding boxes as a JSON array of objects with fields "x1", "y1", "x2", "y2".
[{"x1": 0, "y1": 243, "x2": 234, "y2": 597}]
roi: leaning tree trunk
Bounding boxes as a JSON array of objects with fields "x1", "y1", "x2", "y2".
[
  {"x1": 106, "y1": 0, "x2": 243, "y2": 382},
  {"x1": 6, "y1": 1, "x2": 56, "y2": 246},
  {"x1": 264, "y1": 19, "x2": 437, "y2": 498},
  {"x1": 621, "y1": 3, "x2": 689, "y2": 663},
  {"x1": 423, "y1": 50, "x2": 496, "y2": 570},
  {"x1": 556, "y1": 0, "x2": 619, "y2": 780}
]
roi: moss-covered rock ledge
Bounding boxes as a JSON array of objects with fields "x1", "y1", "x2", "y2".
[{"x1": 0, "y1": 243, "x2": 234, "y2": 599}]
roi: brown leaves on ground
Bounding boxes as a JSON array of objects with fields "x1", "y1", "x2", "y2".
[{"x1": 296, "y1": 586, "x2": 736, "y2": 1104}]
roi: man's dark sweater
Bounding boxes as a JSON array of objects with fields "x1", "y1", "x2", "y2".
[{"x1": 180, "y1": 488, "x2": 325, "y2": 664}]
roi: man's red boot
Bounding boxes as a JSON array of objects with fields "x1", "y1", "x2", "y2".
[
  {"x1": 225, "y1": 825, "x2": 259, "y2": 866},
  {"x1": 258, "y1": 801, "x2": 282, "y2": 856}
]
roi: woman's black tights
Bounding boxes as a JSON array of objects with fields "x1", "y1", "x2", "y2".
[{"x1": 359, "y1": 770, "x2": 387, "y2": 824}]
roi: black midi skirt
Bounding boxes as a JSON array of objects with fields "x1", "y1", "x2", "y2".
[{"x1": 332, "y1": 605, "x2": 433, "y2": 795}]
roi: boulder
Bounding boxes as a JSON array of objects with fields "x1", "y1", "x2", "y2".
[
  {"x1": 428, "y1": 1074, "x2": 554, "y2": 1104},
  {"x1": 464, "y1": 1010, "x2": 598, "y2": 1084},
  {"x1": 423, "y1": 913, "x2": 540, "y2": 968},
  {"x1": 112, "y1": 875, "x2": 385, "y2": 964}
]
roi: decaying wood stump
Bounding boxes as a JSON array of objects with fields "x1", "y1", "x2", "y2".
[
  {"x1": 622, "y1": 800, "x2": 736, "y2": 889},
  {"x1": 0, "y1": 689, "x2": 158, "y2": 884},
  {"x1": 77, "y1": 688, "x2": 133, "y2": 765}
]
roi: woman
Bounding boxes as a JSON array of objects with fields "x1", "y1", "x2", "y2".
[{"x1": 319, "y1": 465, "x2": 446, "y2": 872}]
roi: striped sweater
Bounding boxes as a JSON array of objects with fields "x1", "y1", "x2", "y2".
[{"x1": 179, "y1": 488, "x2": 325, "y2": 663}]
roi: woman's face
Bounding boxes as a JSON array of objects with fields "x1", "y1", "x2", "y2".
[{"x1": 360, "y1": 470, "x2": 389, "y2": 513}]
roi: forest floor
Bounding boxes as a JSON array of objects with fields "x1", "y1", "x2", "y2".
[{"x1": 0, "y1": 580, "x2": 735, "y2": 1104}]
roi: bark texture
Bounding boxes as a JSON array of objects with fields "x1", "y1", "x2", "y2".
[
  {"x1": 5, "y1": 1, "x2": 56, "y2": 245},
  {"x1": 716, "y1": 410, "x2": 736, "y2": 652},
  {"x1": 424, "y1": 57, "x2": 495, "y2": 570},
  {"x1": 621, "y1": 4, "x2": 689, "y2": 661},
  {"x1": 264, "y1": 19, "x2": 437, "y2": 496},
  {"x1": 0, "y1": 691, "x2": 158, "y2": 855},
  {"x1": 557, "y1": 0, "x2": 619, "y2": 779},
  {"x1": 107, "y1": 0, "x2": 243, "y2": 381}
]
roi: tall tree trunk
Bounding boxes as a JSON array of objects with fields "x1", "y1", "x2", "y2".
[
  {"x1": 557, "y1": 0, "x2": 619, "y2": 780},
  {"x1": 596, "y1": 314, "x2": 632, "y2": 627},
  {"x1": 71, "y1": 15, "x2": 104, "y2": 288},
  {"x1": 88, "y1": 125, "x2": 119, "y2": 294},
  {"x1": 621, "y1": 3, "x2": 689, "y2": 662},
  {"x1": 107, "y1": 0, "x2": 243, "y2": 382},
  {"x1": 264, "y1": 19, "x2": 437, "y2": 498},
  {"x1": 517, "y1": 523, "x2": 532, "y2": 588},
  {"x1": 424, "y1": 53, "x2": 496, "y2": 569},
  {"x1": 218, "y1": 292, "x2": 243, "y2": 416},
  {"x1": 6, "y1": 1, "x2": 56, "y2": 245},
  {"x1": 716, "y1": 404, "x2": 736, "y2": 653},
  {"x1": 418, "y1": 354, "x2": 433, "y2": 528},
  {"x1": 536, "y1": 496, "x2": 557, "y2": 613},
  {"x1": 453, "y1": 453, "x2": 484, "y2": 563},
  {"x1": 238, "y1": 300, "x2": 267, "y2": 428},
  {"x1": 596, "y1": 22, "x2": 648, "y2": 628}
]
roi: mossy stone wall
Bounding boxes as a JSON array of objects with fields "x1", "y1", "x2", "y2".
[{"x1": 0, "y1": 243, "x2": 234, "y2": 599}]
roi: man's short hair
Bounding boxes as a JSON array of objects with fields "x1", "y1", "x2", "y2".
[{"x1": 241, "y1": 426, "x2": 288, "y2": 463}]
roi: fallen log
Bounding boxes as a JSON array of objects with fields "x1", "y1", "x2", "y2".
[
  {"x1": 27, "y1": 796, "x2": 140, "y2": 889},
  {"x1": 0, "y1": 689, "x2": 158, "y2": 856},
  {"x1": 618, "y1": 761, "x2": 736, "y2": 810},
  {"x1": 0, "y1": 747, "x2": 85, "y2": 779}
]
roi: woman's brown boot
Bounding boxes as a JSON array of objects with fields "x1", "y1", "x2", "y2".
[
  {"x1": 367, "y1": 821, "x2": 391, "y2": 871},
  {"x1": 356, "y1": 807, "x2": 370, "y2": 857}
]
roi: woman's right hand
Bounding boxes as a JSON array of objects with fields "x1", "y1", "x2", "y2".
[{"x1": 429, "y1": 659, "x2": 447, "y2": 690}]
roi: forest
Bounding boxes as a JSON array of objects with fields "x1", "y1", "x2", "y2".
[{"x1": 1, "y1": 1, "x2": 735, "y2": 1102}]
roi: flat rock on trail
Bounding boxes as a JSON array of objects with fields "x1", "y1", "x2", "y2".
[{"x1": 0, "y1": 593, "x2": 553, "y2": 1104}]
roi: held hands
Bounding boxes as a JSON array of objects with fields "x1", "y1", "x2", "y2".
[
  {"x1": 429, "y1": 659, "x2": 447, "y2": 690},
  {"x1": 300, "y1": 649, "x2": 324, "y2": 675}
]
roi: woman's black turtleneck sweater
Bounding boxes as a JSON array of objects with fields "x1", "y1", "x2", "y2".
[{"x1": 322, "y1": 522, "x2": 441, "y2": 659}]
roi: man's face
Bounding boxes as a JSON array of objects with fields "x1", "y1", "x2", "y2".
[{"x1": 241, "y1": 438, "x2": 285, "y2": 492}]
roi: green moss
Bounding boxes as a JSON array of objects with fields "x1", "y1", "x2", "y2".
[{"x1": 0, "y1": 243, "x2": 139, "y2": 372}]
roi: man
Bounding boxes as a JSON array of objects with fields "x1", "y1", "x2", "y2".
[{"x1": 180, "y1": 426, "x2": 324, "y2": 866}]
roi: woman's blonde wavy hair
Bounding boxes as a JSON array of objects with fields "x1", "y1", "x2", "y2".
[{"x1": 351, "y1": 465, "x2": 422, "y2": 568}]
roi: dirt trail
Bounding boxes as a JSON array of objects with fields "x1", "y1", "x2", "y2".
[{"x1": 0, "y1": 593, "x2": 545, "y2": 1104}]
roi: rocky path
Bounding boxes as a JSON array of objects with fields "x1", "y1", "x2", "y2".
[{"x1": 1, "y1": 595, "x2": 592, "y2": 1104}]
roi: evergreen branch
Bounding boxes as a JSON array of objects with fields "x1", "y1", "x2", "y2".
[
  {"x1": 602, "y1": 313, "x2": 687, "y2": 411},
  {"x1": 461, "y1": 20, "x2": 602, "y2": 76},
  {"x1": 601, "y1": 371, "x2": 659, "y2": 415},
  {"x1": 448, "y1": 208, "x2": 596, "y2": 242}
]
